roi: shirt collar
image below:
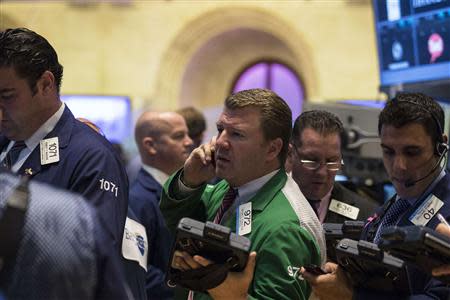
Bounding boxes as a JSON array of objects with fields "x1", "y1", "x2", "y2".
[
  {"x1": 235, "y1": 169, "x2": 279, "y2": 204},
  {"x1": 24, "y1": 102, "x2": 65, "y2": 150},
  {"x1": 142, "y1": 164, "x2": 169, "y2": 186}
]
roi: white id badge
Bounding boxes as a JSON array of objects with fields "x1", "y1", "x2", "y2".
[
  {"x1": 409, "y1": 194, "x2": 444, "y2": 226},
  {"x1": 237, "y1": 202, "x2": 252, "y2": 236},
  {"x1": 328, "y1": 199, "x2": 360, "y2": 220},
  {"x1": 40, "y1": 137, "x2": 60, "y2": 165},
  {"x1": 122, "y1": 217, "x2": 148, "y2": 271}
]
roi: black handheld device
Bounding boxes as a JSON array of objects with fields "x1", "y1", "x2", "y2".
[
  {"x1": 379, "y1": 225, "x2": 450, "y2": 283},
  {"x1": 335, "y1": 238, "x2": 406, "y2": 292},
  {"x1": 166, "y1": 218, "x2": 251, "y2": 290},
  {"x1": 303, "y1": 264, "x2": 326, "y2": 276},
  {"x1": 323, "y1": 220, "x2": 365, "y2": 262}
]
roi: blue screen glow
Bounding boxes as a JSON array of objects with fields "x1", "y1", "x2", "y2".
[
  {"x1": 61, "y1": 95, "x2": 131, "y2": 143},
  {"x1": 373, "y1": 0, "x2": 450, "y2": 86}
]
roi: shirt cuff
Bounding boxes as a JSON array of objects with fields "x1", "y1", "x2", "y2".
[{"x1": 175, "y1": 170, "x2": 202, "y2": 198}]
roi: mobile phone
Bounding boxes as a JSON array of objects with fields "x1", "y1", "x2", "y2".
[{"x1": 303, "y1": 264, "x2": 326, "y2": 276}]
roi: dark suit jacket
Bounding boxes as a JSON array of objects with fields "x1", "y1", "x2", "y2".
[
  {"x1": 323, "y1": 182, "x2": 378, "y2": 223},
  {"x1": 0, "y1": 106, "x2": 128, "y2": 250},
  {"x1": 355, "y1": 172, "x2": 450, "y2": 299},
  {"x1": 128, "y1": 168, "x2": 173, "y2": 300}
]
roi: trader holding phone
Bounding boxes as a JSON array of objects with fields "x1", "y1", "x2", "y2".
[
  {"x1": 160, "y1": 89, "x2": 325, "y2": 300},
  {"x1": 301, "y1": 92, "x2": 450, "y2": 299}
]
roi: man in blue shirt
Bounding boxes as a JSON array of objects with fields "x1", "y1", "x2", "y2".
[
  {"x1": 0, "y1": 28, "x2": 128, "y2": 251},
  {"x1": 129, "y1": 111, "x2": 193, "y2": 299},
  {"x1": 302, "y1": 92, "x2": 450, "y2": 299}
]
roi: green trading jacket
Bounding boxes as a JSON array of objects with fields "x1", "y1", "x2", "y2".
[{"x1": 161, "y1": 169, "x2": 325, "y2": 300}]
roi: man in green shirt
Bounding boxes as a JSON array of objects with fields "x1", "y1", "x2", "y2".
[{"x1": 161, "y1": 88, "x2": 325, "y2": 300}]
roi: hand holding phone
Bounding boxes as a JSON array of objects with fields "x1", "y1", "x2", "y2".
[{"x1": 183, "y1": 137, "x2": 217, "y2": 186}]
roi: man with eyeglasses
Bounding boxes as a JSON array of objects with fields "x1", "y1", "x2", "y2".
[
  {"x1": 288, "y1": 110, "x2": 377, "y2": 223},
  {"x1": 301, "y1": 93, "x2": 450, "y2": 299}
]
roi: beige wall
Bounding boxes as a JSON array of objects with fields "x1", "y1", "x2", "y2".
[{"x1": 0, "y1": 0, "x2": 381, "y2": 113}]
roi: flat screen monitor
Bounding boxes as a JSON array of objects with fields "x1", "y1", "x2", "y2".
[
  {"x1": 61, "y1": 95, "x2": 131, "y2": 143},
  {"x1": 373, "y1": 0, "x2": 450, "y2": 87}
]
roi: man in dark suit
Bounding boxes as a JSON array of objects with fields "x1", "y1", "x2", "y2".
[
  {"x1": 129, "y1": 111, "x2": 193, "y2": 299},
  {"x1": 0, "y1": 28, "x2": 128, "y2": 251},
  {"x1": 288, "y1": 110, "x2": 378, "y2": 223},
  {"x1": 301, "y1": 93, "x2": 450, "y2": 299}
]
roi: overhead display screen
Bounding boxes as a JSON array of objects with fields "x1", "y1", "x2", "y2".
[{"x1": 373, "y1": 0, "x2": 450, "y2": 86}]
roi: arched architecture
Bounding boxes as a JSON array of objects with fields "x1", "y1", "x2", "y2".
[{"x1": 154, "y1": 6, "x2": 318, "y2": 110}]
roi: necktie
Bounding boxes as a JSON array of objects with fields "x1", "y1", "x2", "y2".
[
  {"x1": 187, "y1": 187, "x2": 238, "y2": 300},
  {"x1": 213, "y1": 187, "x2": 238, "y2": 224},
  {"x1": 3, "y1": 141, "x2": 26, "y2": 170},
  {"x1": 308, "y1": 199, "x2": 321, "y2": 217},
  {"x1": 373, "y1": 198, "x2": 410, "y2": 243}
]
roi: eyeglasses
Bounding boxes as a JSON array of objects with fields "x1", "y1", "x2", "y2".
[
  {"x1": 292, "y1": 144, "x2": 343, "y2": 171},
  {"x1": 299, "y1": 159, "x2": 343, "y2": 171}
]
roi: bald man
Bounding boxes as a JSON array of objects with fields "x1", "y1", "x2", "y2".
[{"x1": 129, "y1": 111, "x2": 193, "y2": 299}]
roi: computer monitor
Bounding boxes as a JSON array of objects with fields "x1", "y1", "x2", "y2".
[
  {"x1": 372, "y1": 0, "x2": 450, "y2": 88},
  {"x1": 61, "y1": 95, "x2": 132, "y2": 144}
]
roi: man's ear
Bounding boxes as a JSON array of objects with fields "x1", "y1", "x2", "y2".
[
  {"x1": 36, "y1": 70, "x2": 56, "y2": 96},
  {"x1": 266, "y1": 138, "x2": 283, "y2": 161},
  {"x1": 287, "y1": 143, "x2": 294, "y2": 159},
  {"x1": 285, "y1": 143, "x2": 295, "y2": 173},
  {"x1": 143, "y1": 137, "x2": 157, "y2": 155}
]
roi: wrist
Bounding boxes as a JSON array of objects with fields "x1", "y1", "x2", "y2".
[{"x1": 180, "y1": 170, "x2": 203, "y2": 188}]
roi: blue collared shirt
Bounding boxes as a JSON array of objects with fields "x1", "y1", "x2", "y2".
[{"x1": 0, "y1": 103, "x2": 65, "y2": 173}]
